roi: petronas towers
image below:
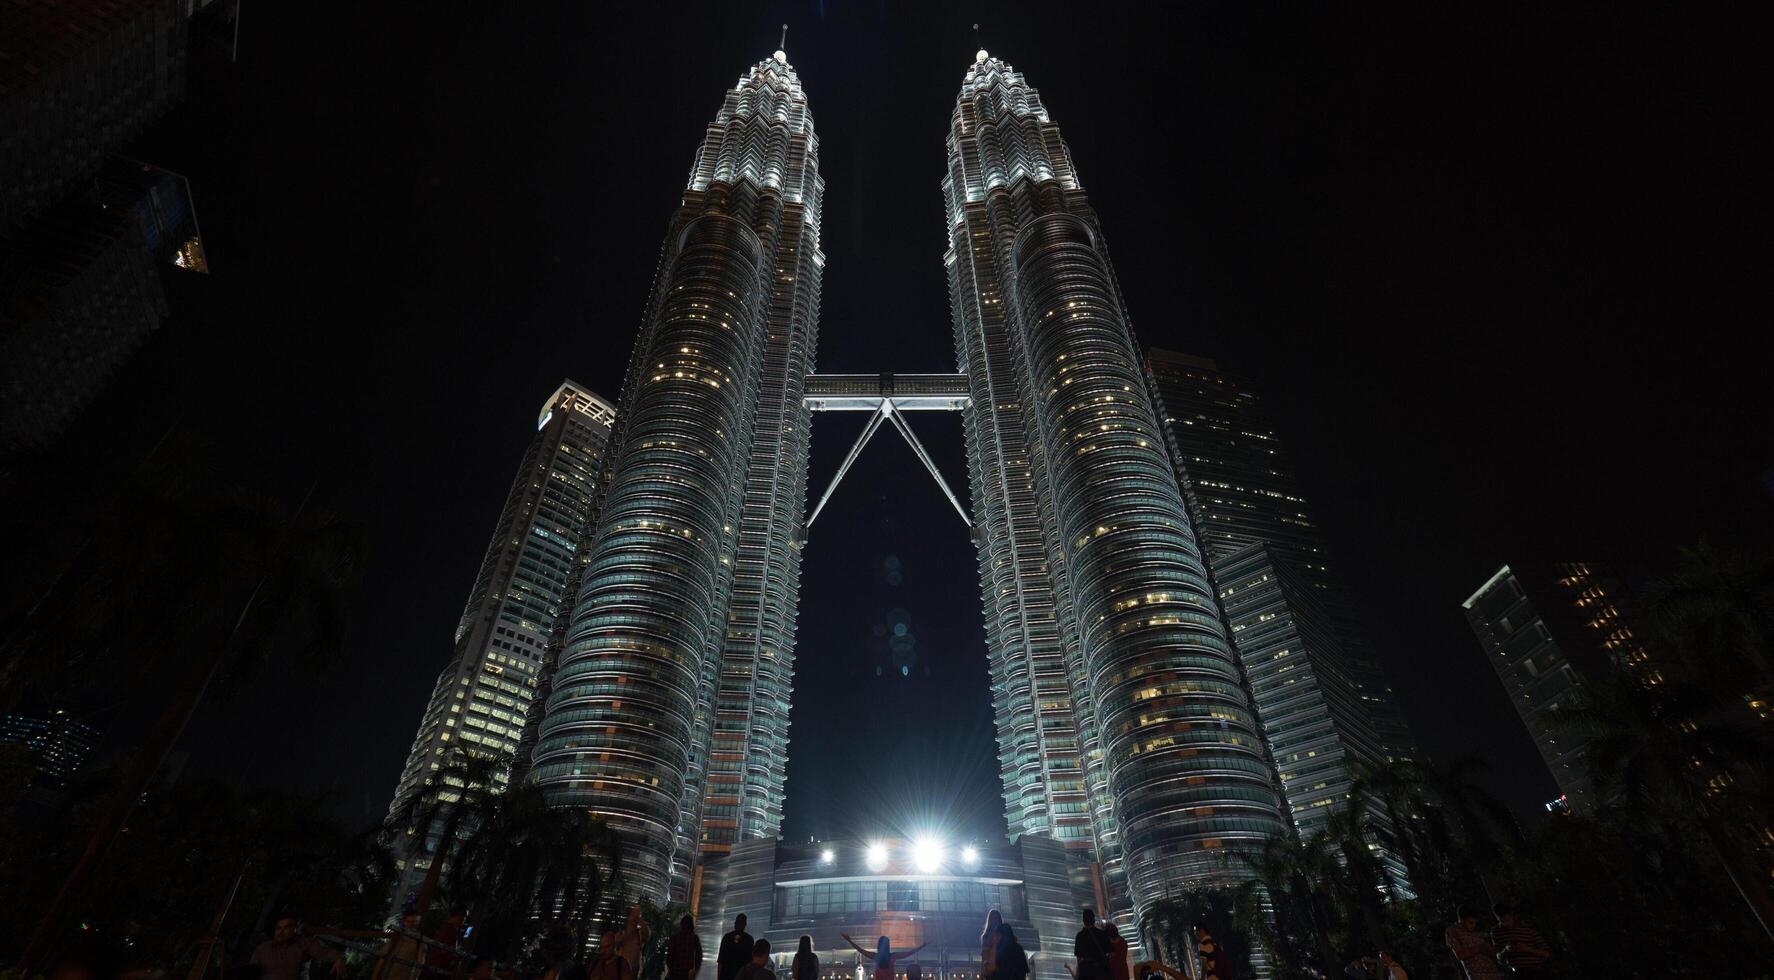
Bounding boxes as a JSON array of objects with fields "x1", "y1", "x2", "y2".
[
  {"x1": 529, "y1": 49, "x2": 822, "y2": 902},
  {"x1": 393, "y1": 43, "x2": 1404, "y2": 926}
]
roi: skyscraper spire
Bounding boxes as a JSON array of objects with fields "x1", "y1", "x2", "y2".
[
  {"x1": 531, "y1": 50, "x2": 823, "y2": 902},
  {"x1": 945, "y1": 54, "x2": 1287, "y2": 921}
]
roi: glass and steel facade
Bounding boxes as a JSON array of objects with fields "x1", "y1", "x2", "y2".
[
  {"x1": 944, "y1": 52, "x2": 1286, "y2": 920},
  {"x1": 1213, "y1": 545, "x2": 1388, "y2": 842},
  {"x1": 1144, "y1": 350, "x2": 1418, "y2": 764},
  {"x1": 530, "y1": 50, "x2": 823, "y2": 902},
  {"x1": 388, "y1": 381, "x2": 614, "y2": 816}
]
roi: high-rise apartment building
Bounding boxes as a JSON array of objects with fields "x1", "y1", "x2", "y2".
[
  {"x1": 1144, "y1": 350, "x2": 1418, "y2": 765},
  {"x1": 944, "y1": 52, "x2": 1285, "y2": 916},
  {"x1": 0, "y1": 710, "x2": 99, "y2": 787},
  {"x1": 387, "y1": 381, "x2": 614, "y2": 826},
  {"x1": 530, "y1": 49, "x2": 824, "y2": 903},
  {"x1": 1461, "y1": 562, "x2": 1649, "y2": 812}
]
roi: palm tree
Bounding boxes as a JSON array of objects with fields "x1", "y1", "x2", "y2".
[
  {"x1": 1233, "y1": 834, "x2": 1340, "y2": 976},
  {"x1": 1139, "y1": 896, "x2": 1195, "y2": 969},
  {"x1": 1321, "y1": 791, "x2": 1391, "y2": 954},
  {"x1": 631, "y1": 898, "x2": 691, "y2": 980},
  {"x1": 430, "y1": 779, "x2": 623, "y2": 963},
  {"x1": 1642, "y1": 541, "x2": 1774, "y2": 711},
  {"x1": 1557, "y1": 669, "x2": 1774, "y2": 945},
  {"x1": 13, "y1": 443, "x2": 362, "y2": 972},
  {"x1": 385, "y1": 750, "x2": 506, "y2": 920}
]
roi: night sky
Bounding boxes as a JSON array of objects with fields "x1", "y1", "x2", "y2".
[{"x1": 121, "y1": 2, "x2": 1768, "y2": 834}]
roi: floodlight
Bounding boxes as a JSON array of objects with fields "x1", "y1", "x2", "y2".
[
  {"x1": 820, "y1": 847, "x2": 835, "y2": 864},
  {"x1": 866, "y1": 842, "x2": 889, "y2": 871},
  {"x1": 912, "y1": 836, "x2": 945, "y2": 873},
  {"x1": 961, "y1": 845, "x2": 981, "y2": 868}
]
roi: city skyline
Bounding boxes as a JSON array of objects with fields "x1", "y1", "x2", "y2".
[
  {"x1": 36, "y1": 1, "x2": 1765, "y2": 843},
  {"x1": 5, "y1": 2, "x2": 1771, "y2": 973}
]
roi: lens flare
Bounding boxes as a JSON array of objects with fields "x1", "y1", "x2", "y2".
[{"x1": 912, "y1": 836, "x2": 945, "y2": 873}]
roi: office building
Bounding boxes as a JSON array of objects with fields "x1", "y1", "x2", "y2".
[
  {"x1": 944, "y1": 52, "x2": 1286, "y2": 918},
  {"x1": 1144, "y1": 350, "x2": 1418, "y2": 764},
  {"x1": 1214, "y1": 545, "x2": 1390, "y2": 840},
  {"x1": 387, "y1": 380, "x2": 615, "y2": 886},
  {"x1": 530, "y1": 48, "x2": 824, "y2": 903},
  {"x1": 526, "y1": 48, "x2": 1293, "y2": 926},
  {"x1": 0, "y1": 710, "x2": 100, "y2": 787},
  {"x1": 1461, "y1": 562, "x2": 1649, "y2": 813}
]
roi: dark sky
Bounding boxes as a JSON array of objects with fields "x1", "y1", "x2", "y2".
[{"x1": 119, "y1": 2, "x2": 1767, "y2": 833}]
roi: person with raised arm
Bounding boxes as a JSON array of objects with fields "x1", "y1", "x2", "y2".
[{"x1": 841, "y1": 935, "x2": 927, "y2": 980}]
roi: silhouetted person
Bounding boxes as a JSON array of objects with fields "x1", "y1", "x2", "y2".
[
  {"x1": 735, "y1": 940, "x2": 775, "y2": 980},
  {"x1": 667, "y1": 916, "x2": 704, "y2": 980},
  {"x1": 252, "y1": 914, "x2": 345, "y2": 980},
  {"x1": 979, "y1": 909, "x2": 1003, "y2": 980},
  {"x1": 1101, "y1": 922, "x2": 1129, "y2": 980},
  {"x1": 1073, "y1": 909, "x2": 1111, "y2": 980},
  {"x1": 841, "y1": 935, "x2": 926, "y2": 980},
  {"x1": 792, "y1": 937, "x2": 818, "y2": 980},
  {"x1": 1491, "y1": 905, "x2": 1550, "y2": 978},
  {"x1": 718, "y1": 916, "x2": 755, "y2": 980},
  {"x1": 994, "y1": 927, "x2": 1029, "y2": 980},
  {"x1": 1444, "y1": 908, "x2": 1501, "y2": 980}
]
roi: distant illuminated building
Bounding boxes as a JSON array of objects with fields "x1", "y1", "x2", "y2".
[
  {"x1": 1144, "y1": 349, "x2": 1418, "y2": 765},
  {"x1": 1461, "y1": 562, "x2": 1647, "y2": 812},
  {"x1": 1213, "y1": 544, "x2": 1390, "y2": 842},
  {"x1": 0, "y1": 710, "x2": 99, "y2": 787},
  {"x1": 386, "y1": 381, "x2": 614, "y2": 890}
]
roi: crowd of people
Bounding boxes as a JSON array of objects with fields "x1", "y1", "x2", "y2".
[{"x1": 235, "y1": 898, "x2": 1554, "y2": 980}]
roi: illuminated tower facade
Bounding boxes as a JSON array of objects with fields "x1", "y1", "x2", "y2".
[
  {"x1": 386, "y1": 381, "x2": 614, "y2": 892},
  {"x1": 530, "y1": 49, "x2": 822, "y2": 902},
  {"x1": 945, "y1": 52, "x2": 1286, "y2": 917}
]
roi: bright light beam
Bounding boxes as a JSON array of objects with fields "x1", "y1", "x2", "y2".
[
  {"x1": 866, "y1": 842, "x2": 889, "y2": 871},
  {"x1": 912, "y1": 836, "x2": 945, "y2": 873},
  {"x1": 961, "y1": 845, "x2": 980, "y2": 868}
]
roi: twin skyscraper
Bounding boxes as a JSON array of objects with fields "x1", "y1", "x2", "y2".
[{"x1": 391, "y1": 46, "x2": 1412, "y2": 929}]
